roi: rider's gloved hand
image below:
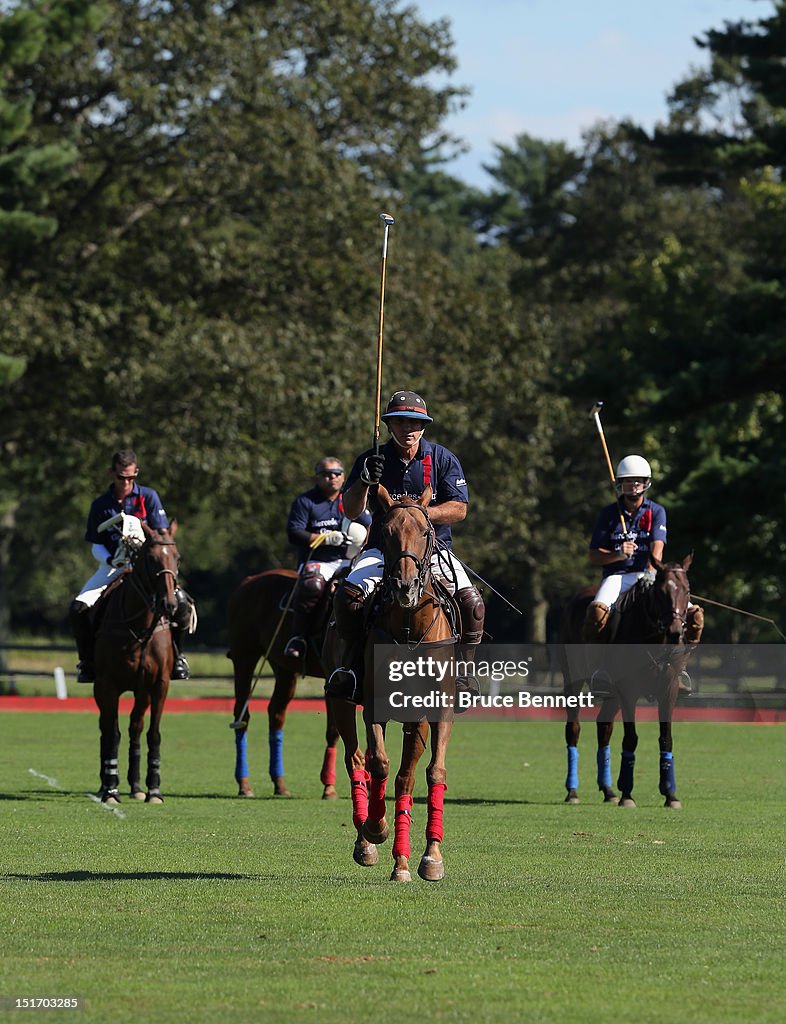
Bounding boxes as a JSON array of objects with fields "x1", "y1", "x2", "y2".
[
  {"x1": 360, "y1": 453, "x2": 385, "y2": 485},
  {"x1": 320, "y1": 530, "x2": 346, "y2": 547}
]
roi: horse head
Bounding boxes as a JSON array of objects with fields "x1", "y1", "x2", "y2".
[
  {"x1": 650, "y1": 552, "x2": 692, "y2": 644},
  {"x1": 376, "y1": 484, "x2": 434, "y2": 609},
  {"x1": 135, "y1": 520, "x2": 180, "y2": 618}
]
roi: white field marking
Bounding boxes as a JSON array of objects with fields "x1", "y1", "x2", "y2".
[
  {"x1": 86, "y1": 793, "x2": 127, "y2": 820},
  {"x1": 28, "y1": 768, "x2": 62, "y2": 788}
]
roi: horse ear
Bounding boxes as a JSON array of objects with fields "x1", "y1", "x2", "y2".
[
  {"x1": 169, "y1": 518, "x2": 178, "y2": 538},
  {"x1": 141, "y1": 521, "x2": 154, "y2": 539},
  {"x1": 418, "y1": 484, "x2": 433, "y2": 509},
  {"x1": 650, "y1": 555, "x2": 663, "y2": 572},
  {"x1": 375, "y1": 484, "x2": 393, "y2": 510},
  {"x1": 682, "y1": 551, "x2": 693, "y2": 571}
]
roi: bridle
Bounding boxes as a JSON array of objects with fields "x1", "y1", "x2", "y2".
[
  {"x1": 381, "y1": 502, "x2": 435, "y2": 602},
  {"x1": 647, "y1": 566, "x2": 690, "y2": 641},
  {"x1": 122, "y1": 536, "x2": 180, "y2": 629}
]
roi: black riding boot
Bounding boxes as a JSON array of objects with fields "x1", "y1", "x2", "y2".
[
  {"x1": 324, "y1": 582, "x2": 366, "y2": 702},
  {"x1": 170, "y1": 588, "x2": 193, "y2": 680},
  {"x1": 454, "y1": 586, "x2": 486, "y2": 713},
  {"x1": 284, "y1": 568, "x2": 325, "y2": 661},
  {"x1": 69, "y1": 599, "x2": 95, "y2": 683}
]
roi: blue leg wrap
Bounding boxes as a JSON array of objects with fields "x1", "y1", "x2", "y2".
[
  {"x1": 269, "y1": 728, "x2": 284, "y2": 781},
  {"x1": 596, "y1": 744, "x2": 612, "y2": 790},
  {"x1": 659, "y1": 751, "x2": 676, "y2": 795},
  {"x1": 566, "y1": 746, "x2": 579, "y2": 791},
  {"x1": 617, "y1": 750, "x2": 635, "y2": 795},
  {"x1": 234, "y1": 729, "x2": 249, "y2": 782}
]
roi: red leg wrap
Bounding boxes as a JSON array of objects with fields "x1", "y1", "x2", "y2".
[
  {"x1": 368, "y1": 775, "x2": 388, "y2": 823},
  {"x1": 426, "y1": 782, "x2": 447, "y2": 843},
  {"x1": 392, "y1": 795, "x2": 414, "y2": 859},
  {"x1": 350, "y1": 768, "x2": 370, "y2": 829},
  {"x1": 320, "y1": 746, "x2": 337, "y2": 786}
]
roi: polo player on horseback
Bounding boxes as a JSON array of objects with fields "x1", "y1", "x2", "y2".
[
  {"x1": 326, "y1": 389, "x2": 485, "y2": 701},
  {"x1": 583, "y1": 454, "x2": 703, "y2": 647},
  {"x1": 68, "y1": 448, "x2": 194, "y2": 683},
  {"x1": 282, "y1": 455, "x2": 371, "y2": 661}
]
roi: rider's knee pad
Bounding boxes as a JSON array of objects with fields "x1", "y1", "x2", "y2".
[
  {"x1": 172, "y1": 587, "x2": 196, "y2": 633},
  {"x1": 333, "y1": 581, "x2": 365, "y2": 641},
  {"x1": 456, "y1": 586, "x2": 485, "y2": 645},
  {"x1": 296, "y1": 568, "x2": 326, "y2": 614},
  {"x1": 685, "y1": 605, "x2": 704, "y2": 644},
  {"x1": 582, "y1": 601, "x2": 610, "y2": 642}
]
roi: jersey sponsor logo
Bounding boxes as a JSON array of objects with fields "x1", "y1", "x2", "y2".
[
  {"x1": 456, "y1": 478, "x2": 467, "y2": 487},
  {"x1": 313, "y1": 517, "x2": 340, "y2": 528}
]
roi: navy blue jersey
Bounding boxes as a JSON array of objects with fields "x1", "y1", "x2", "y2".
[
  {"x1": 346, "y1": 438, "x2": 468, "y2": 549},
  {"x1": 589, "y1": 498, "x2": 667, "y2": 577},
  {"x1": 85, "y1": 484, "x2": 169, "y2": 556},
  {"x1": 287, "y1": 487, "x2": 371, "y2": 565}
]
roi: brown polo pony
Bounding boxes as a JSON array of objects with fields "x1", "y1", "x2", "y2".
[
  {"x1": 327, "y1": 485, "x2": 459, "y2": 882},
  {"x1": 93, "y1": 522, "x2": 180, "y2": 805},
  {"x1": 561, "y1": 555, "x2": 696, "y2": 808},
  {"x1": 227, "y1": 570, "x2": 341, "y2": 798}
]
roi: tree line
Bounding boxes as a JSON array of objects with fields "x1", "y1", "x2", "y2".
[{"x1": 1, "y1": 0, "x2": 783, "y2": 647}]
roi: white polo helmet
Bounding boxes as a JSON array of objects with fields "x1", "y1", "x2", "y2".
[{"x1": 615, "y1": 455, "x2": 652, "y2": 495}]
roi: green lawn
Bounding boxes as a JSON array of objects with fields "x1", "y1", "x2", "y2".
[{"x1": 1, "y1": 710, "x2": 783, "y2": 1024}]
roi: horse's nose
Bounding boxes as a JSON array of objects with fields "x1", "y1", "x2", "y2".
[{"x1": 394, "y1": 579, "x2": 420, "y2": 609}]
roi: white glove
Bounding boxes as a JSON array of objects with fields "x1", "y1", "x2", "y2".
[
  {"x1": 121, "y1": 513, "x2": 146, "y2": 550},
  {"x1": 320, "y1": 530, "x2": 346, "y2": 547},
  {"x1": 110, "y1": 542, "x2": 131, "y2": 568}
]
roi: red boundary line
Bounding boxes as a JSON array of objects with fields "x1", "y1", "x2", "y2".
[{"x1": 1, "y1": 696, "x2": 785, "y2": 723}]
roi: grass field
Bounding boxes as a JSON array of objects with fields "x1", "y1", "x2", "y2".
[{"x1": 1, "y1": 709, "x2": 784, "y2": 1023}]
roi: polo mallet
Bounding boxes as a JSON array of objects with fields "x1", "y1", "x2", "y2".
[
  {"x1": 589, "y1": 400, "x2": 628, "y2": 537},
  {"x1": 229, "y1": 533, "x2": 329, "y2": 730},
  {"x1": 373, "y1": 212, "x2": 394, "y2": 454}
]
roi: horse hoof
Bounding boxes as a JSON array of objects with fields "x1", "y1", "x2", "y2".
[
  {"x1": 146, "y1": 792, "x2": 164, "y2": 804},
  {"x1": 565, "y1": 789, "x2": 580, "y2": 804},
  {"x1": 237, "y1": 778, "x2": 255, "y2": 798},
  {"x1": 353, "y1": 839, "x2": 379, "y2": 867},
  {"x1": 390, "y1": 867, "x2": 413, "y2": 883},
  {"x1": 131, "y1": 790, "x2": 146, "y2": 801},
  {"x1": 417, "y1": 855, "x2": 445, "y2": 882},
  {"x1": 362, "y1": 818, "x2": 389, "y2": 845},
  {"x1": 101, "y1": 790, "x2": 120, "y2": 806},
  {"x1": 665, "y1": 797, "x2": 682, "y2": 809},
  {"x1": 273, "y1": 778, "x2": 292, "y2": 798},
  {"x1": 322, "y1": 785, "x2": 338, "y2": 800},
  {"x1": 601, "y1": 788, "x2": 619, "y2": 804},
  {"x1": 619, "y1": 796, "x2": 636, "y2": 808}
]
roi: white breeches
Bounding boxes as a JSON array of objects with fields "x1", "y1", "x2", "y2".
[
  {"x1": 593, "y1": 572, "x2": 642, "y2": 608},
  {"x1": 346, "y1": 547, "x2": 471, "y2": 598},
  {"x1": 76, "y1": 564, "x2": 123, "y2": 608},
  {"x1": 299, "y1": 559, "x2": 348, "y2": 582}
]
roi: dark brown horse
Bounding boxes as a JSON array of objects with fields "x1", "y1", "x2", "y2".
[
  {"x1": 326, "y1": 485, "x2": 459, "y2": 882},
  {"x1": 562, "y1": 555, "x2": 696, "y2": 808},
  {"x1": 226, "y1": 569, "x2": 341, "y2": 798},
  {"x1": 93, "y1": 522, "x2": 180, "y2": 805}
]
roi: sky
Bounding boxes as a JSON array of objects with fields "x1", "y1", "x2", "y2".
[{"x1": 412, "y1": 0, "x2": 769, "y2": 187}]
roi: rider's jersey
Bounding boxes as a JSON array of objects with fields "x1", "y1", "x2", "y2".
[
  {"x1": 287, "y1": 488, "x2": 371, "y2": 565},
  {"x1": 589, "y1": 498, "x2": 667, "y2": 577},
  {"x1": 85, "y1": 484, "x2": 168, "y2": 557},
  {"x1": 345, "y1": 437, "x2": 468, "y2": 549}
]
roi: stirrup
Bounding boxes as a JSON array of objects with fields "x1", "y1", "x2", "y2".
[
  {"x1": 589, "y1": 669, "x2": 613, "y2": 698},
  {"x1": 283, "y1": 636, "x2": 307, "y2": 660},
  {"x1": 678, "y1": 669, "x2": 692, "y2": 695},
  {"x1": 77, "y1": 662, "x2": 95, "y2": 684},
  {"x1": 171, "y1": 655, "x2": 190, "y2": 681},
  {"x1": 324, "y1": 667, "x2": 359, "y2": 703}
]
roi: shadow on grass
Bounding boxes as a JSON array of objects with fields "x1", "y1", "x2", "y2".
[{"x1": 5, "y1": 870, "x2": 261, "y2": 882}]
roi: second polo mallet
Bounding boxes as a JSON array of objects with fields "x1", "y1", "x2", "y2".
[{"x1": 373, "y1": 213, "x2": 394, "y2": 454}]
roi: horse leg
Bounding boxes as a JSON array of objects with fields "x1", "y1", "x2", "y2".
[
  {"x1": 326, "y1": 695, "x2": 377, "y2": 867},
  {"x1": 362, "y1": 721, "x2": 390, "y2": 845},
  {"x1": 268, "y1": 666, "x2": 296, "y2": 797},
  {"x1": 596, "y1": 696, "x2": 619, "y2": 803},
  {"x1": 658, "y1": 688, "x2": 681, "y2": 808},
  {"x1": 231, "y1": 653, "x2": 257, "y2": 797},
  {"x1": 617, "y1": 699, "x2": 638, "y2": 807},
  {"x1": 418, "y1": 717, "x2": 452, "y2": 882},
  {"x1": 145, "y1": 685, "x2": 165, "y2": 804},
  {"x1": 564, "y1": 712, "x2": 580, "y2": 804},
  {"x1": 128, "y1": 695, "x2": 147, "y2": 800},
  {"x1": 390, "y1": 720, "x2": 427, "y2": 883},
  {"x1": 320, "y1": 695, "x2": 340, "y2": 800},
  {"x1": 98, "y1": 691, "x2": 122, "y2": 804}
]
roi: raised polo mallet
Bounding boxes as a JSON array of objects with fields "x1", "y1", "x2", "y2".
[
  {"x1": 373, "y1": 213, "x2": 395, "y2": 454},
  {"x1": 589, "y1": 400, "x2": 628, "y2": 536},
  {"x1": 229, "y1": 534, "x2": 328, "y2": 730}
]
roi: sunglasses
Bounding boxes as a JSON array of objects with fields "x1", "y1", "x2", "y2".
[
  {"x1": 115, "y1": 473, "x2": 137, "y2": 482},
  {"x1": 319, "y1": 470, "x2": 344, "y2": 478}
]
